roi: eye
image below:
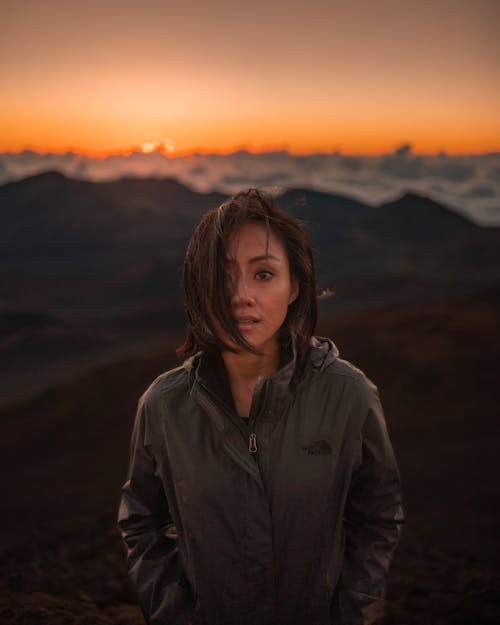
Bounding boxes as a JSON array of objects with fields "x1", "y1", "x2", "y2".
[{"x1": 255, "y1": 270, "x2": 273, "y2": 281}]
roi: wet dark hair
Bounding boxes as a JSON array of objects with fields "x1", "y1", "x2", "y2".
[{"x1": 177, "y1": 188, "x2": 317, "y2": 358}]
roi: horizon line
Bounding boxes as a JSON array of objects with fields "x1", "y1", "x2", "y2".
[{"x1": 2, "y1": 145, "x2": 500, "y2": 158}]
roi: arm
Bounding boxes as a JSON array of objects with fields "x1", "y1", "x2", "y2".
[
  {"x1": 333, "y1": 380, "x2": 404, "y2": 625},
  {"x1": 117, "y1": 396, "x2": 194, "y2": 625}
]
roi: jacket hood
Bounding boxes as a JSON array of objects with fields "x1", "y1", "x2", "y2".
[{"x1": 308, "y1": 335, "x2": 340, "y2": 371}]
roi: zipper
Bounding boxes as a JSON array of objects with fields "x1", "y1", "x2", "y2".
[
  {"x1": 194, "y1": 384, "x2": 262, "y2": 477},
  {"x1": 197, "y1": 380, "x2": 261, "y2": 457},
  {"x1": 249, "y1": 433, "x2": 258, "y2": 453},
  {"x1": 248, "y1": 377, "x2": 267, "y2": 428}
]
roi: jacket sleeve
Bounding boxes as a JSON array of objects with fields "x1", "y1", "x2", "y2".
[
  {"x1": 333, "y1": 379, "x2": 404, "y2": 625},
  {"x1": 117, "y1": 395, "x2": 195, "y2": 625}
]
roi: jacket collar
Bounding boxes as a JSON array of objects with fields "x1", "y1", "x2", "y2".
[
  {"x1": 188, "y1": 332, "x2": 297, "y2": 398},
  {"x1": 184, "y1": 333, "x2": 339, "y2": 418}
]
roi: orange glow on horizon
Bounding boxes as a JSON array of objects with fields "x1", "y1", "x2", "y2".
[{"x1": 1, "y1": 136, "x2": 499, "y2": 158}]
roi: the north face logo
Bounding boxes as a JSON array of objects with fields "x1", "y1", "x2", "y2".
[{"x1": 301, "y1": 440, "x2": 332, "y2": 455}]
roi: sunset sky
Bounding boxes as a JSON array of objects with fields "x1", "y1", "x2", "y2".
[{"x1": 1, "y1": 0, "x2": 499, "y2": 156}]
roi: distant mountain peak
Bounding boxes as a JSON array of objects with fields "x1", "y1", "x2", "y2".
[
  {"x1": 378, "y1": 191, "x2": 476, "y2": 229},
  {"x1": 23, "y1": 170, "x2": 71, "y2": 183}
]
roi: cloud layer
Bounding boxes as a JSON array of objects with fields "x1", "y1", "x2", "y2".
[{"x1": 1, "y1": 146, "x2": 499, "y2": 225}]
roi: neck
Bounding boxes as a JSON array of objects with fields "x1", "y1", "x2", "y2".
[
  {"x1": 221, "y1": 345, "x2": 280, "y2": 384},
  {"x1": 221, "y1": 345, "x2": 280, "y2": 418}
]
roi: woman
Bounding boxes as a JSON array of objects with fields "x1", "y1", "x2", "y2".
[{"x1": 118, "y1": 189, "x2": 404, "y2": 625}]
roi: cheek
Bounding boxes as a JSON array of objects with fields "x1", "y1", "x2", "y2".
[{"x1": 268, "y1": 287, "x2": 294, "y2": 317}]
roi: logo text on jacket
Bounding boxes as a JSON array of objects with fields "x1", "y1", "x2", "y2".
[{"x1": 301, "y1": 440, "x2": 332, "y2": 455}]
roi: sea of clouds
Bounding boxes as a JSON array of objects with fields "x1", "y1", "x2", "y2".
[{"x1": 1, "y1": 145, "x2": 499, "y2": 225}]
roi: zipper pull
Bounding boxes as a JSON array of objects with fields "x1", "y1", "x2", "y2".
[{"x1": 249, "y1": 433, "x2": 257, "y2": 453}]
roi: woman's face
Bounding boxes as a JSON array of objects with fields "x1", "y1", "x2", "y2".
[{"x1": 222, "y1": 221, "x2": 298, "y2": 355}]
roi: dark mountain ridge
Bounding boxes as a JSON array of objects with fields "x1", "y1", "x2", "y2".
[
  {"x1": 0, "y1": 171, "x2": 226, "y2": 259},
  {"x1": 2, "y1": 172, "x2": 499, "y2": 318}
]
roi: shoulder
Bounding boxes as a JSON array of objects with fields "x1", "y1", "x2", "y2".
[
  {"x1": 138, "y1": 360, "x2": 192, "y2": 415},
  {"x1": 328, "y1": 357, "x2": 376, "y2": 389}
]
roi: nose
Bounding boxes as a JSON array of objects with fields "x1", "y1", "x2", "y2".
[{"x1": 231, "y1": 274, "x2": 255, "y2": 308}]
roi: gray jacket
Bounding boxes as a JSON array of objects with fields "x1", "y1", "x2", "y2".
[{"x1": 118, "y1": 336, "x2": 404, "y2": 625}]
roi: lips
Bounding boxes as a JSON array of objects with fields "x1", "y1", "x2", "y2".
[{"x1": 236, "y1": 317, "x2": 260, "y2": 325}]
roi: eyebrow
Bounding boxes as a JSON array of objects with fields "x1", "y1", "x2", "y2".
[
  {"x1": 226, "y1": 253, "x2": 281, "y2": 265},
  {"x1": 248, "y1": 254, "x2": 280, "y2": 263}
]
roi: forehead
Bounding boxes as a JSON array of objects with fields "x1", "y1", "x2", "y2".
[{"x1": 226, "y1": 221, "x2": 287, "y2": 262}]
